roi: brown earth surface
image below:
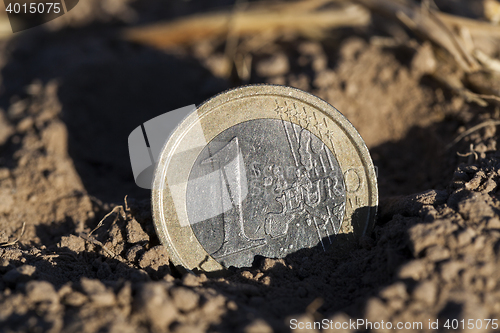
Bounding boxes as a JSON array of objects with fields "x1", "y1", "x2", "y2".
[{"x1": 1, "y1": 1, "x2": 500, "y2": 332}]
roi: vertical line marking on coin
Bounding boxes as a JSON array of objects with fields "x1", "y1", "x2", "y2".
[{"x1": 313, "y1": 216, "x2": 325, "y2": 251}]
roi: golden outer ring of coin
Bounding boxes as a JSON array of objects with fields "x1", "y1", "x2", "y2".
[{"x1": 152, "y1": 85, "x2": 378, "y2": 273}]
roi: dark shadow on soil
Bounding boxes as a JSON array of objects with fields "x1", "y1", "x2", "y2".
[
  {"x1": 371, "y1": 118, "x2": 462, "y2": 198},
  {"x1": 0, "y1": 26, "x2": 228, "y2": 203},
  {"x1": 205, "y1": 205, "x2": 418, "y2": 332}
]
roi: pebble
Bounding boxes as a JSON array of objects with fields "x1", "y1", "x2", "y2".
[
  {"x1": 171, "y1": 287, "x2": 200, "y2": 312},
  {"x1": 58, "y1": 235, "x2": 85, "y2": 252},
  {"x1": 411, "y1": 42, "x2": 437, "y2": 77},
  {"x1": 26, "y1": 280, "x2": 58, "y2": 303},
  {"x1": 138, "y1": 245, "x2": 170, "y2": 271},
  {"x1": 398, "y1": 260, "x2": 428, "y2": 281},
  {"x1": 126, "y1": 218, "x2": 149, "y2": 244},
  {"x1": 255, "y1": 53, "x2": 289, "y2": 77},
  {"x1": 135, "y1": 283, "x2": 178, "y2": 329},
  {"x1": 425, "y1": 245, "x2": 451, "y2": 262},
  {"x1": 80, "y1": 278, "x2": 115, "y2": 307},
  {"x1": 412, "y1": 280, "x2": 437, "y2": 305},
  {"x1": 62, "y1": 291, "x2": 88, "y2": 307},
  {"x1": 182, "y1": 273, "x2": 201, "y2": 287},
  {"x1": 440, "y1": 260, "x2": 464, "y2": 282}
]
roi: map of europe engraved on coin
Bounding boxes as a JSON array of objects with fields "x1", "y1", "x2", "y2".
[{"x1": 186, "y1": 118, "x2": 346, "y2": 268}]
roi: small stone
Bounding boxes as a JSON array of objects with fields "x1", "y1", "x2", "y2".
[
  {"x1": 202, "y1": 294, "x2": 226, "y2": 317},
  {"x1": 0, "y1": 168, "x2": 10, "y2": 181},
  {"x1": 0, "y1": 189, "x2": 14, "y2": 215},
  {"x1": 240, "y1": 270, "x2": 253, "y2": 280},
  {"x1": 80, "y1": 278, "x2": 115, "y2": 307},
  {"x1": 116, "y1": 282, "x2": 132, "y2": 308},
  {"x1": 425, "y1": 245, "x2": 450, "y2": 262},
  {"x1": 135, "y1": 282, "x2": 177, "y2": 329},
  {"x1": 440, "y1": 261, "x2": 464, "y2": 282},
  {"x1": 227, "y1": 300, "x2": 238, "y2": 311},
  {"x1": 456, "y1": 229, "x2": 475, "y2": 247},
  {"x1": 63, "y1": 291, "x2": 88, "y2": 307},
  {"x1": 164, "y1": 274, "x2": 175, "y2": 282},
  {"x1": 182, "y1": 273, "x2": 201, "y2": 287},
  {"x1": 125, "y1": 244, "x2": 144, "y2": 263},
  {"x1": 260, "y1": 258, "x2": 285, "y2": 272},
  {"x1": 255, "y1": 53, "x2": 289, "y2": 77},
  {"x1": 458, "y1": 193, "x2": 495, "y2": 221},
  {"x1": 340, "y1": 37, "x2": 367, "y2": 61},
  {"x1": 16, "y1": 116, "x2": 34, "y2": 133},
  {"x1": 411, "y1": 42, "x2": 437, "y2": 76},
  {"x1": 171, "y1": 287, "x2": 199, "y2": 312},
  {"x1": 397, "y1": 260, "x2": 427, "y2": 280},
  {"x1": 313, "y1": 70, "x2": 337, "y2": 88},
  {"x1": 58, "y1": 234, "x2": 85, "y2": 252},
  {"x1": 138, "y1": 245, "x2": 169, "y2": 269},
  {"x1": 126, "y1": 218, "x2": 149, "y2": 244},
  {"x1": 26, "y1": 280, "x2": 58, "y2": 303},
  {"x1": 486, "y1": 217, "x2": 500, "y2": 229},
  {"x1": 138, "y1": 245, "x2": 171, "y2": 279},
  {"x1": 0, "y1": 111, "x2": 14, "y2": 146},
  {"x1": 412, "y1": 280, "x2": 437, "y2": 306},
  {"x1": 298, "y1": 41, "x2": 323, "y2": 55},
  {"x1": 244, "y1": 319, "x2": 273, "y2": 333}
]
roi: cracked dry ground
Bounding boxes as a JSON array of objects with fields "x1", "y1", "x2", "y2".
[{"x1": 1, "y1": 16, "x2": 500, "y2": 333}]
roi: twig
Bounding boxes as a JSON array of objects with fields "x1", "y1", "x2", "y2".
[
  {"x1": 222, "y1": 0, "x2": 248, "y2": 79},
  {"x1": 474, "y1": 49, "x2": 500, "y2": 73},
  {"x1": 476, "y1": 93, "x2": 500, "y2": 103},
  {"x1": 124, "y1": 194, "x2": 130, "y2": 212},
  {"x1": 123, "y1": 2, "x2": 370, "y2": 48},
  {"x1": 356, "y1": 0, "x2": 481, "y2": 72},
  {"x1": 89, "y1": 205, "x2": 125, "y2": 237},
  {"x1": 457, "y1": 143, "x2": 479, "y2": 163},
  {"x1": 447, "y1": 120, "x2": 500, "y2": 150},
  {"x1": 437, "y1": 11, "x2": 500, "y2": 38},
  {"x1": 0, "y1": 221, "x2": 26, "y2": 247}
]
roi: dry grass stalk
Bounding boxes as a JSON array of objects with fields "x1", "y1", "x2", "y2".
[
  {"x1": 356, "y1": 0, "x2": 481, "y2": 72},
  {"x1": 432, "y1": 70, "x2": 491, "y2": 107},
  {"x1": 123, "y1": 2, "x2": 370, "y2": 48},
  {"x1": 437, "y1": 11, "x2": 500, "y2": 38}
]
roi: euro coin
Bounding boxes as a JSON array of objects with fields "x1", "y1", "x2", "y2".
[{"x1": 152, "y1": 85, "x2": 378, "y2": 273}]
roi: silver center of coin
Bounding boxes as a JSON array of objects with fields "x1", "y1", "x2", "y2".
[{"x1": 186, "y1": 118, "x2": 346, "y2": 268}]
